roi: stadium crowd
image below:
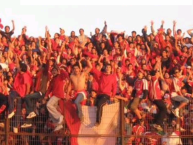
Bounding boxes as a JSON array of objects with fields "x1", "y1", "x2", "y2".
[{"x1": 0, "y1": 18, "x2": 193, "y2": 145}]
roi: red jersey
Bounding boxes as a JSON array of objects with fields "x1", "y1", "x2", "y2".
[
  {"x1": 132, "y1": 124, "x2": 146, "y2": 145},
  {"x1": 13, "y1": 72, "x2": 31, "y2": 98},
  {"x1": 148, "y1": 76, "x2": 162, "y2": 100},
  {"x1": 46, "y1": 70, "x2": 69, "y2": 99},
  {"x1": 144, "y1": 132, "x2": 161, "y2": 145},
  {"x1": 92, "y1": 68, "x2": 117, "y2": 97},
  {"x1": 134, "y1": 79, "x2": 148, "y2": 98},
  {"x1": 170, "y1": 77, "x2": 183, "y2": 97}
]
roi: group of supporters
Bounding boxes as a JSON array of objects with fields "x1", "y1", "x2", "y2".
[{"x1": 0, "y1": 18, "x2": 193, "y2": 144}]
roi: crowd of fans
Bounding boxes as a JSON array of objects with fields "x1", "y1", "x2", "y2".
[{"x1": 0, "y1": 18, "x2": 193, "y2": 145}]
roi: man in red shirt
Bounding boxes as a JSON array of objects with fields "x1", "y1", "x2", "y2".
[
  {"x1": 8, "y1": 63, "x2": 31, "y2": 119},
  {"x1": 0, "y1": 67, "x2": 8, "y2": 114},
  {"x1": 130, "y1": 71, "x2": 148, "y2": 122},
  {"x1": 149, "y1": 70, "x2": 167, "y2": 131},
  {"x1": 143, "y1": 125, "x2": 161, "y2": 145},
  {"x1": 170, "y1": 68, "x2": 189, "y2": 118},
  {"x1": 128, "y1": 119, "x2": 146, "y2": 145},
  {"x1": 92, "y1": 64, "x2": 117, "y2": 126},
  {"x1": 45, "y1": 66, "x2": 69, "y2": 132},
  {"x1": 20, "y1": 65, "x2": 50, "y2": 128}
]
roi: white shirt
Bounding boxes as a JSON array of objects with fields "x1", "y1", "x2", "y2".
[
  {"x1": 162, "y1": 132, "x2": 182, "y2": 145},
  {"x1": 0, "y1": 62, "x2": 8, "y2": 70}
]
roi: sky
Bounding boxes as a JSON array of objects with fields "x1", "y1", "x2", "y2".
[{"x1": 0, "y1": 0, "x2": 193, "y2": 37}]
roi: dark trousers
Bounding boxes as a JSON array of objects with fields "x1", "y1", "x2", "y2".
[
  {"x1": 0, "y1": 93, "x2": 8, "y2": 107},
  {"x1": 153, "y1": 100, "x2": 167, "y2": 126},
  {"x1": 8, "y1": 90, "x2": 19, "y2": 113},
  {"x1": 24, "y1": 92, "x2": 44, "y2": 114},
  {"x1": 0, "y1": 93, "x2": 8, "y2": 120},
  {"x1": 8, "y1": 90, "x2": 23, "y2": 127},
  {"x1": 95, "y1": 94, "x2": 110, "y2": 124}
]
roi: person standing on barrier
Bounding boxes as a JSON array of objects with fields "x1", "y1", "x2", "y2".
[
  {"x1": 45, "y1": 66, "x2": 69, "y2": 132},
  {"x1": 149, "y1": 70, "x2": 167, "y2": 131},
  {"x1": 171, "y1": 68, "x2": 189, "y2": 118},
  {"x1": 66, "y1": 58, "x2": 92, "y2": 122},
  {"x1": 20, "y1": 64, "x2": 50, "y2": 128},
  {"x1": 0, "y1": 67, "x2": 8, "y2": 115},
  {"x1": 8, "y1": 62, "x2": 31, "y2": 119},
  {"x1": 130, "y1": 71, "x2": 148, "y2": 122},
  {"x1": 92, "y1": 64, "x2": 117, "y2": 126}
]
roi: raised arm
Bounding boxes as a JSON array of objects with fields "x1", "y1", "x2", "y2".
[
  {"x1": 11, "y1": 20, "x2": 15, "y2": 32},
  {"x1": 173, "y1": 20, "x2": 177, "y2": 36},
  {"x1": 84, "y1": 58, "x2": 93, "y2": 74},
  {"x1": 150, "y1": 21, "x2": 156, "y2": 36},
  {"x1": 66, "y1": 78, "x2": 72, "y2": 100},
  {"x1": 101, "y1": 21, "x2": 107, "y2": 34},
  {"x1": 160, "y1": 20, "x2": 164, "y2": 29},
  {"x1": 145, "y1": 42, "x2": 150, "y2": 55},
  {"x1": 187, "y1": 28, "x2": 193, "y2": 37},
  {"x1": 142, "y1": 26, "x2": 148, "y2": 43}
]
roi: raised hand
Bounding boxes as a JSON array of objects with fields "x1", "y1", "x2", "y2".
[
  {"x1": 45, "y1": 26, "x2": 48, "y2": 31},
  {"x1": 144, "y1": 25, "x2": 147, "y2": 31},
  {"x1": 161, "y1": 20, "x2": 164, "y2": 25},
  {"x1": 151, "y1": 20, "x2": 154, "y2": 26},
  {"x1": 173, "y1": 20, "x2": 177, "y2": 26},
  {"x1": 104, "y1": 21, "x2": 107, "y2": 25}
]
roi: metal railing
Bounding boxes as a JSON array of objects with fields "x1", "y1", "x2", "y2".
[{"x1": 0, "y1": 98, "x2": 193, "y2": 145}]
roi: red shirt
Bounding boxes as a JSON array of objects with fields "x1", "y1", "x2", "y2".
[
  {"x1": 13, "y1": 72, "x2": 31, "y2": 97},
  {"x1": 134, "y1": 79, "x2": 148, "y2": 98},
  {"x1": 132, "y1": 125, "x2": 146, "y2": 145},
  {"x1": 35, "y1": 70, "x2": 43, "y2": 92},
  {"x1": 170, "y1": 77, "x2": 183, "y2": 97},
  {"x1": 46, "y1": 70, "x2": 69, "y2": 98},
  {"x1": 148, "y1": 76, "x2": 162, "y2": 100},
  {"x1": 144, "y1": 132, "x2": 161, "y2": 145},
  {"x1": 92, "y1": 68, "x2": 117, "y2": 97}
]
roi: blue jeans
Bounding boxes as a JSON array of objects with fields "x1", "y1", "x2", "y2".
[
  {"x1": 8, "y1": 90, "x2": 23, "y2": 127},
  {"x1": 8, "y1": 91, "x2": 19, "y2": 113},
  {"x1": 171, "y1": 95, "x2": 189, "y2": 108},
  {"x1": 74, "y1": 93, "x2": 84, "y2": 119},
  {"x1": 24, "y1": 92, "x2": 44, "y2": 114},
  {"x1": 171, "y1": 95, "x2": 189, "y2": 103}
]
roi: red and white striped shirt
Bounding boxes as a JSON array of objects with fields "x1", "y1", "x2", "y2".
[
  {"x1": 149, "y1": 76, "x2": 162, "y2": 100},
  {"x1": 134, "y1": 79, "x2": 148, "y2": 98}
]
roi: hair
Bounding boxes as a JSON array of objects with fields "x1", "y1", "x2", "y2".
[
  {"x1": 117, "y1": 34, "x2": 123, "y2": 39},
  {"x1": 132, "y1": 31, "x2": 136, "y2": 34},
  {"x1": 105, "y1": 63, "x2": 112, "y2": 69},
  {"x1": 150, "y1": 70, "x2": 157, "y2": 76},
  {"x1": 102, "y1": 34, "x2": 107, "y2": 38},
  {"x1": 177, "y1": 29, "x2": 182, "y2": 33},
  {"x1": 20, "y1": 63, "x2": 27, "y2": 72},
  {"x1": 5, "y1": 26, "x2": 10, "y2": 30},
  {"x1": 173, "y1": 68, "x2": 180, "y2": 75},
  {"x1": 79, "y1": 28, "x2": 84, "y2": 32},
  {"x1": 95, "y1": 28, "x2": 100, "y2": 31},
  {"x1": 73, "y1": 63, "x2": 80, "y2": 69},
  {"x1": 51, "y1": 65, "x2": 59, "y2": 71}
]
